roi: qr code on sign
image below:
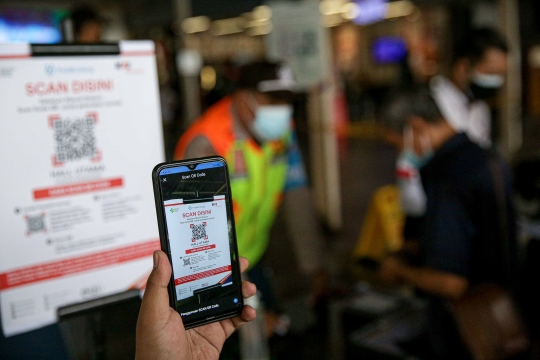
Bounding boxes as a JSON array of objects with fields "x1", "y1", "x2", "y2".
[
  {"x1": 26, "y1": 214, "x2": 46, "y2": 235},
  {"x1": 190, "y1": 223, "x2": 207, "y2": 241},
  {"x1": 51, "y1": 114, "x2": 98, "y2": 164}
]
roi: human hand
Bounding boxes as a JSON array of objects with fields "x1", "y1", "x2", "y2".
[
  {"x1": 135, "y1": 250, "x2": 257, "y2": 360},
  {"x1": 378, "y1": 256, "x2": 405, "y2": 285}
]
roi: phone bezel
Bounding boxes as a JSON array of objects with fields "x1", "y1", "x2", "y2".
[{"x1": 152, "y1": 156, "x2": 244, "y2": 329}]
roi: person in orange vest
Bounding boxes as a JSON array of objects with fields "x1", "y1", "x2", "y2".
[{"x1": 174, "y1": 61, "x2": 326, "y2": 330}]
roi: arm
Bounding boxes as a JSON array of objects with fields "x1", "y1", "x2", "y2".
[
  {"x1": 380, "y1": 257, "x2": 468, "y2": 299},
  {"x1": 468, "y1": 101, "x2": 492, "y2": 149},
  {"x1": 381, "y1": 179, "x2": 474, "y2": 299}
]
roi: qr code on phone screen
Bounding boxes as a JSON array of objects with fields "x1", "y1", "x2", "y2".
[
  {"x1": 191, "y1": 223, "x2": 207, "y2": 241},
  {"x1": 26, "y1": 214, "x2": 46, "y2": 235},
  {"x1": 51, "y1": 114, "x2": 97, "y2": 164}
]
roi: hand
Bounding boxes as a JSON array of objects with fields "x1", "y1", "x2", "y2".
[
  {"x1": 135, "y1": 251, "x2": 257, "y2": 360},
  {"x1": 378, "y1": 256, "x2": 405, "y2": 285}
]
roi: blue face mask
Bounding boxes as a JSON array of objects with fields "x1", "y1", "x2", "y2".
[
  {"x1": 401, "y1": 149, "x2": 433, "y2": 170},
  {"x1": 246, "y1": 94, "x2": 292, "y2": 141},
  {"x1": 400, "y1": 127, "x2": 434, "y2": 170}
]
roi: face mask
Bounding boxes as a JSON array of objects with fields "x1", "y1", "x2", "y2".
[
  {"x1": 471, "y1": 72, "x2": 505, "y2": 88},
  {"x1": 400, "y1": 127, "x2": 433, "y2": 170},
  {"x1": 246, "y1": 93, "x2": 292, "y2": 141},
  {"x1": 470, "y1": 71, "x2": 504, "y2": 100}
]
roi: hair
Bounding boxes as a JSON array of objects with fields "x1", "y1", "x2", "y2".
[
  {"x1": 236, "y1": 61, "x2": 293, "y2": 101},
  {"x1": 70, "y1": 5, "x2": 100, "y2": 38},
  {"x1": 380, "y1": 86, "x2": 444, "y2": 132},
  {"x1": 237, "y1": 61, "x2": 280, "y2": 90},
  {"x1": 453, "y1": 27, "x2": 509, "y2": 65}
]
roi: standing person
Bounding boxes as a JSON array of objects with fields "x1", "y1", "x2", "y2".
[
  {"x1": 174, "y1": 61, "x2": 326, "y2": 322},
  {"x1": 396, "y1": 28, "x2": 509, "y2": 234},
  {"x1": 376, "y1": 86, "x2": 518, "y2": 359},
  {"x1": 430, "y1": 27, "x2": 508, "y2": 149}
]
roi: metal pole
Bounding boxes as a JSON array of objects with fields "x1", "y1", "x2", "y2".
[{"x1": 174, "y1": 0, "x2": 202, "y2": 127}]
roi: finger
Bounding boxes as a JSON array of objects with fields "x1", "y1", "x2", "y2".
[
  {"x1": 241, "y1": 280, "x2": 257, "y2": 299},
  {"x1": 239, "y1": 257, "x2": 249, "y2": 274},
  {"x1": 230, "y1": 305, "x2": 257, "y2": 329},
  {"x1": 138, "y1": 251, "x2": 175, "y2": 328},
  {"x1": 219, "y1": 305, "x2": 257, "y2": 338}
]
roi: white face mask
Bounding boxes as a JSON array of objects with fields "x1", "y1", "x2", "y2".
[
  {"x1": 471, "y1": 71, "x2": 505, "y2": 89},
  {"x1": 246, "y1": 93, "x2": 292, "y2": 141}
]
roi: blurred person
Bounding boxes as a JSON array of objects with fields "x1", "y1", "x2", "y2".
[
  {"x1": 431, "y1": 27, "x2": 508, "y2": 149},
  {"x1": 70, "y1": 5, "x2": 103, "y2": 43},
  {"x1": 136, "y1": 250, "x2": 257, "y2": 359},
  {"x1": 397, "y1": 28, "x2": 509, "y2": 228},
  {"x1": 375, "y1": 86, "x2": 518, "y2": 359},
  {"x1": 174, "y1": 61, "x2": 326, "y2": 331}
]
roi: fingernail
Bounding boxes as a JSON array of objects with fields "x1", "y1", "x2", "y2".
[{"x1": 153, "y1": 251, "x2": 159, "y2": 268}]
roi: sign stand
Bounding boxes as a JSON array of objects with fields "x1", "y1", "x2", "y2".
[
  {"x1": 57, "y1": 289, "x2": 141, "y2": 360},
  {"x1": 0, "y1": 41, "x2": 163, "y2": 339}
]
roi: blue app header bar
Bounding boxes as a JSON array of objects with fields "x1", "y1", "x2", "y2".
[{"x1": 159, "y1": 161, "x2": 224, "y2": 176}]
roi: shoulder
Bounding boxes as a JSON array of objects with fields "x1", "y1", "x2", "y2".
[
  {"x1": 427, "y1": 135, "x2": 489, "y2": 190},
  {"x1": 184, "y1": 135, "x2": 217, "y2": 159},
  {"x1": 434, "y1": 134, "x2": 487, "y2": 170},
  {"x1": 175, "y1": 98, "x2": 235, "y2": 159}
]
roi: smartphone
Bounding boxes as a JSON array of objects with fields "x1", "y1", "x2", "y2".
[{"x1": 152, "y1": 156, "x2": 244, "y2": 329}]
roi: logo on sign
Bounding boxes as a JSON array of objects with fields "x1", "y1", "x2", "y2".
[
  {"x1": 45, "y1": 64, "x2": 56, "y2": 77},
  {"x1": 170, "y1": 208, "x2": 179, "y2": 213},
  {"x1": 44, "y1": 64, "x2": 94, "y2": 77},
  {"x1": 115, "y1": 61, "x2": 131, "y2": 70}
]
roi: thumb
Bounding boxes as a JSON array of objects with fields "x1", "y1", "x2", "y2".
[{"x1": 138, "y1": 250, "x2": 176, "y2": 328}]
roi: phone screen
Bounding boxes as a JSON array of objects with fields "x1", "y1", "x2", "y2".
[{"x1": 157, "y1": 159, "x2": 243, "y2": 325}]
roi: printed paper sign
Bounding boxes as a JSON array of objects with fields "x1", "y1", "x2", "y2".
[{"x1": 0, "y1": 42, "x2": 164, "y2": 336}]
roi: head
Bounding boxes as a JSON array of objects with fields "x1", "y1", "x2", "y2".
[
  {"x1": 382, "y1": 86, "x2": 455, "y2": 168},
  {"x1": 451, "y1": 28, "x2": 509, "y2": 99},
  {"x1": 71, "y1": 5, "x2": 102, "y2": 43},
  {"x1": 232, "y1": 61, "x2": 295, "y2": 143}
]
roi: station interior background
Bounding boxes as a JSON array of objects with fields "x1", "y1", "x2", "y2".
[{"x1": 2, "y1": 0, "x2": 540, "y2": 359}]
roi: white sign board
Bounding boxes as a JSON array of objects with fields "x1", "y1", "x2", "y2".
[
  {"x1": 266, "y1": 1, "x2": 331, "y2": 90},
  {"x1": 0, "y1": 41, "x2": 164, "y2": 336}
]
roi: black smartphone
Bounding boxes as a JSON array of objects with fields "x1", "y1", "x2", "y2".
[{"x1": 152, "y1": 156, "x2": 244, "y2": 329}]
